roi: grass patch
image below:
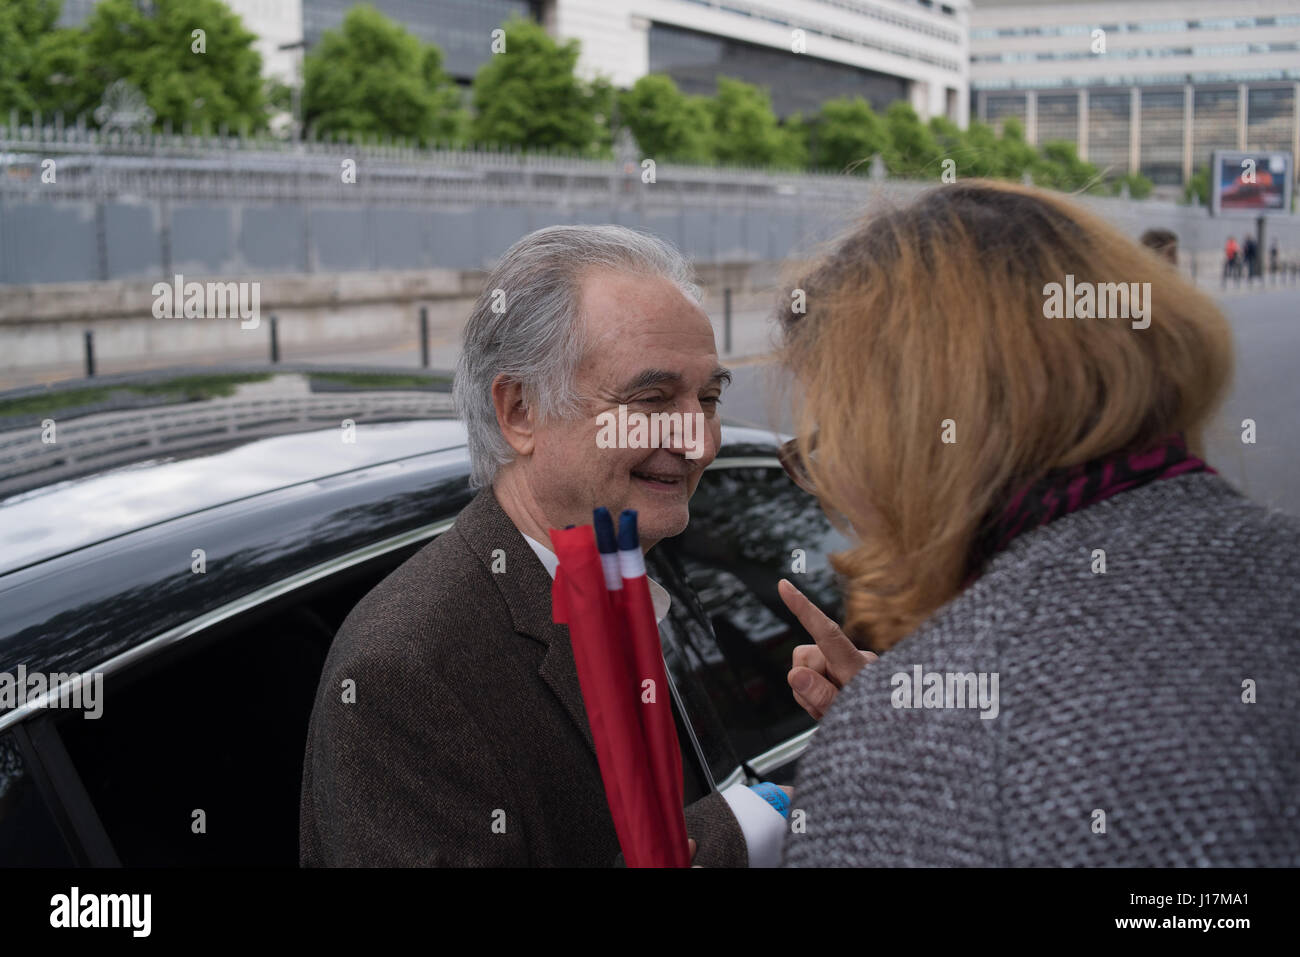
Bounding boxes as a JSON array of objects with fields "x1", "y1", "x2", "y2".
[
  {"x1": 0, "y1": 372, "x2": 274, "y2": 418},
  {"x1": 308, "y1": 371, "x2": 451, "y2": 389}
]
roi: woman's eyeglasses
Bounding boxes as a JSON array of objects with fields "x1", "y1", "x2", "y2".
[{"x1": 778, "y1": 432, "x2": 819, "y2": 495}]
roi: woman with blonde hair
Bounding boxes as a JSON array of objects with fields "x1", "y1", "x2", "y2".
[{"x1": 776, "y1": 180, "x2": 1299, "y2": 866}]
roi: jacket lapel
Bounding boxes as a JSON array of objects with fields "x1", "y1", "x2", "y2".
[{"x1": 451, "y1": 487, "x2": 596, "y2": 757}]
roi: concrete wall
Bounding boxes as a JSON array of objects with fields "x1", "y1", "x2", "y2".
[{"x1": 0, "y1": 199, "x2": 840, "y2": 285}]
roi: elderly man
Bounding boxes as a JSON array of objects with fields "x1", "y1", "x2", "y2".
[{"x1": 300, "y1": 225, "x2": 787, "y2": 866}]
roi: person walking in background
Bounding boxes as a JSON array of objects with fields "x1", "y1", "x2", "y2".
[
  {"x1": 1243, "y1": 234, "x2": 1259, "y2": 283},
  {"x1": 775, "y1": 180, "x2": 1300, "y2": 867},
  {"x1": 1223, "y1": 235, "x2": 1239, "y2": 286},
  {"x1": 1269, "y1": 239, "x2": 1279, "y2": 283},
  {"x1": 1139, "y1": 227, "x2": 1177, "y2": 266}
]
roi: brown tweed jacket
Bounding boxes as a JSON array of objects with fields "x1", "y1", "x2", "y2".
[{"x1": 299, "y1": 485, "x2": 747, "y2": 867}]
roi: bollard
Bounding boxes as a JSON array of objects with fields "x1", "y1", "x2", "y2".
[
  {"x1": 84, "y1": 330, "x2": 95, "y2": 378},
  {"x1": 270, "y1": 315, "x2": 280, "y2": 363},
  {"x1": 420, "y1": 306, "x2": 430, "y2": 369},
  {"x1": 723, "y1": 287, "x2": 732, "y2": 355}
]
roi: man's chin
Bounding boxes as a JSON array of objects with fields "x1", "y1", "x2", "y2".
[{"x1": 625, "y1": 498, "x2": 689, "y2": 546}]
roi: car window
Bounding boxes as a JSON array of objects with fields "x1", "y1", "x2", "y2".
[
  {"x1": 653, "y1": 465, "x2": 850, "y2": 776},
  {"x1": 51, "y1": 548, "x2": 419, "y2": 866},
  {"x1": 0, "y1": 730, "x2": 76, "y2": 865}
]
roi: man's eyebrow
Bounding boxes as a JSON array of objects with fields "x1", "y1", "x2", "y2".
[{"x1": 616, "y1": 367, "x2": 732, "y2": 393}]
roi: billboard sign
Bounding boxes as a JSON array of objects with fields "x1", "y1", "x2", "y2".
[{"x1": 1211, "y1": 150, "x2": 1293, "y2": 216}]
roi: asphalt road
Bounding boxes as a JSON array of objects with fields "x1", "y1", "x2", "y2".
[{"x1": 719, "y1": 287, "x2": 1300, "y2": 517}]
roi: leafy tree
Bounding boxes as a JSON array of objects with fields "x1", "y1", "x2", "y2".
[
  {"x1": 1033, "y1": 139, "x2": 1103, "y2": 192},
  {"x1": 773, "y1": 113, "x2": 809, "y2": 171},
  {"x1": 709, "y1": 77, "x2": 799, "y2": 168},
  {"x1": 882, "y1": 100, "x2": 942, "y2": 177},
  {"x1": 471, "y1": 16, "x2": 603, "y2": 154},
  {"x1": 1182, "y1": 166, "x2": 1210, "y2": 206},
  {"x1": 0, "y1": 0, "x2": 87, "y2": 117},
  {"x1": 948, "y1": 120, "x2": 1001, "y2": 178},
  {"x1": 617, "y1": 73, "x2": 714, "y2": 163},
  {"x1": 60, "y1": 0, "x2": 267, "y2": 131},
  {"x1": 807, "y1": 96, "x2": 888, "y2": 173},
  {"x1": 1109, "y1": 171, "x2": 1153, "y2": 199},
  {"x1": 986, "y1": 116, "x2": 1038, "y2": 180},
  {"x1": 303, "y1": 4, "x2": 465, "y2": 145}
]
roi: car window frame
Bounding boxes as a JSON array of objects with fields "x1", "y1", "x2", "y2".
[{"x1": 676, "y1": 453, "x2": 828, "y2": 786}]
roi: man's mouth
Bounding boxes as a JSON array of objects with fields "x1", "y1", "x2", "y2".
[{"x1": 631, "y1": 468, "x2": 688, "y2": 490}]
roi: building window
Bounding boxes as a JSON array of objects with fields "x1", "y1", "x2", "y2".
[
  {"x1": 1140, "y1": 89, "x2": 1185, "y2": 185},
  {"x1": 647, "y1": 22, "x2": 909, "y2": 118}
]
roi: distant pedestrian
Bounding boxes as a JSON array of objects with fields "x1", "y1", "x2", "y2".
[
  {"x1": 1140, "y1": 228, "x2": 1178, "y2": 266},
  {"x1": 1223, "y1": 236, "x2": 1239, "y2": 286},
  {"x1": 1243, "y1": 235, "x2": 1259, "y2": 283},
  {"x1": 1269, "y1": 239, "x2": 1279, "y2": 283}
]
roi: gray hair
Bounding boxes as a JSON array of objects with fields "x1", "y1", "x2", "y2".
[{"x1": 453, "y1": 224, "x2": 701, "y2": 490}]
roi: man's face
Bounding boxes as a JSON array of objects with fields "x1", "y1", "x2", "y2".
[{"x1": 526, "y1": 268, "x2": 726, "y2": 550}]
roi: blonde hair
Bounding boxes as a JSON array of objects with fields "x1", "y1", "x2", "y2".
[{"x1": 779, "y1": 180, "x2": 1233, "y2": 651}]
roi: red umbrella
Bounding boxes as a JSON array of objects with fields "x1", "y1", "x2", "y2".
[{"x1": 550, "y1": 509, "x2": 690, "y2": 867}]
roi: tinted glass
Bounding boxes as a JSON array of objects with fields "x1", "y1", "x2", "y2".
[
  {"x1": 654, "y1": 466, "x2": 849, "y2": 769},
  {"x1": 0, "y1": 730, "x2": 76, "y2": 865}
]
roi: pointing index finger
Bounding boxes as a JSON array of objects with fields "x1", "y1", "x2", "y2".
[{"x1": 778, "y1": 578, "x2": 866, "y2": 678}]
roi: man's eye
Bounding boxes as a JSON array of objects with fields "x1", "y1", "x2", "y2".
[
  {"x1": 631, "y1": 394, "x2": 667, "y2": 405},
  {"x1": 701, "y1": 395, "x2": 721, "y2": 409}
]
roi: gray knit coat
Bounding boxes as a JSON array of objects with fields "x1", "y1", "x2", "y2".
[{"x1": 782, "y1": 473, "x2": 1300, "y2": 866}]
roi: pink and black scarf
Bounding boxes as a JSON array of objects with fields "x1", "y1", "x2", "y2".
[{"x1": 970, "y1": 434, "x2": 1214, "y2": 576}]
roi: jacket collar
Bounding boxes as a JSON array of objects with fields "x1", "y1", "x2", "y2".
[{"x1": 450, "y1": 486, "x2": 596, "y2": 755}]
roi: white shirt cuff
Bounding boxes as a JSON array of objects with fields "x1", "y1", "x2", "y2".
[{"x1": 720, "y1": 783, "x2": 788, "y2": 868}]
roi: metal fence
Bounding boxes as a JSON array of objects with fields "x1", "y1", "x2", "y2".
[{"x1": 0, "y1": 114, "x2": 879, "y2": 209}]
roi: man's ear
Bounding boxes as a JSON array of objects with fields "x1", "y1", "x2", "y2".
[{"x1": 491, "y1": 374, "x2": 535, "y2": 457}]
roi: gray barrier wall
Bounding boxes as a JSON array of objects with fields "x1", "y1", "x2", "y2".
[{"x1": 0, "y1": 200, "x2": 836, "y2": 284}]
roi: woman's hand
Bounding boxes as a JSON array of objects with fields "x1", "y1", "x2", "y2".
[{"x1": 779, "y1": 578, "x2": 878, "y2": 721}]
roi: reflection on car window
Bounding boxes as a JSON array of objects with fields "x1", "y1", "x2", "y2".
[
  {"x1": 655, "y1": 466, "x2": 849, "y2": 769},
  {"x1": 0, "y1": 731, "x2": 75, "y2": 865}
]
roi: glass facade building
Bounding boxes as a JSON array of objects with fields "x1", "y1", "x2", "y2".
[
  {"x1": 302, "y1": 0, "x2": 539, "y2": 82},
  {"x1": 970, "y1": 1, "x2": 1300, "y2": 191},
  {"x1": 648, "y1": 23, "x2": 909, "y2": 118}
]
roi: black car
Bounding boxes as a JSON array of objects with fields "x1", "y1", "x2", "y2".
[{"x1": 0, "y1": 368, "x2": 848, "y2": 866}]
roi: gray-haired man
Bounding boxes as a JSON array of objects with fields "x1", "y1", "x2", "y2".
[{"x1": 300, "y1": 225, "x2": 787, "y2": 866}]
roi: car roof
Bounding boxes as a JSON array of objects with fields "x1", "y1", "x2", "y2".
[
  {"x1": 0, "y1": 418, "x2": 469, "y2": 576},
  {"x1": 1, "y1": 366, "x2": 787, "y2": 578}
]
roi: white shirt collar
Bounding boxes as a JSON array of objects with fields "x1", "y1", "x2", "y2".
[{"x1": 522, "y1": 533, "x2": 672, "y2": 625}]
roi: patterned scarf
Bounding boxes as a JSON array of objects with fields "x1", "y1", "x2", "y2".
[{"x1": 969, "y1": 434, "x2": 1214, "y2": 578}]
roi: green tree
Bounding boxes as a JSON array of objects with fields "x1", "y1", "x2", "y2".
[
  {"x1": 471, "y1": 16, "x2": 603, "y2": 154},
  {"x1": 0, "y1": 0, "x2": 88, "y2": 117},
  {"x1": 882, "y1": 100, "x2": 942, "y2": 177},
  {"x1": 1034, "y1": 139, "x2": 1103, "y2": 192},
  {"x1": 709, "y1": 77, "x2": 797, "y2": 167},
  {"x1": 57, "y1": 0, "x2": 267, "y2": 131},
  {"x1": 617, "y1": 73, "x2": 714, "y2": 163},
  {"x1": 807, "y1": 96, "x2": 888, "y2": 173},
  {"x1": 1182, "y1": 166, "x2": 1210, "y2": 206},
  {"x1": 950, "y1": 120, "x2": 1002, "y2": 178},
  {"x1": 303, "y1": 4, "x2": 465, "y2": 145},
  {"x1": 989, "y1": 116, "x2": 1038, "y2": 180},
  {"x1": 1109, "y1": 171, "x2": 1153, "y2": 199}
]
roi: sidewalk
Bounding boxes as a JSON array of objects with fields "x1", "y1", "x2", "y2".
[
  {"x1": 3, "y1": 279, "x2": 1292, "y2": 393},
  {"x1": 0, "y1": 303, "x2": 778, "y2": 392}
]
